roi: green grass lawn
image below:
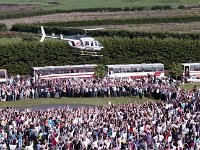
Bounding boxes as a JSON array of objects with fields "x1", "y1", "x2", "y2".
[
  {"x1": 0, "y1": 96, "x2": 151, "y2": 108},
  {"x1": 181, "y1": 82, "x2": 200, "y2": 90},
  {"x1": 0, "y1": 37, "x2": 22, "y2": 46},
  {"x1": 0, "y1": 0, "x2": 199, "y2": 10}
]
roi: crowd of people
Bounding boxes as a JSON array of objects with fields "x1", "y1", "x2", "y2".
[
  {"x1": 0, "y1": 74, "x2": 179, "y2": 101},
  {"x1": 0, "y1": 75, "x2": 200, "y2": 149},
  {"x1": 0, "y1": 95, "x2": 200, "y2": 149}
]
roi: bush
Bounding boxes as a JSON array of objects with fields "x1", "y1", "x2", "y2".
[
  {"x1": 0, "y1": 23, "x2": 7, "y2": 31},
  {"x1": 136, "y1": 7, "x2": 146, "y2": 11},
  {"x1": 150, "y1": 5, "x2": 172, "y2": 10},
  {"x1": 178, "y1": 5, "x2": 186, "y2": 9},
  {"x1": 0, "y1": 31, "x2": 32, "y2": 38},
  {"x1": 150, "y1": 5, "x2": 164, "y2": 10},
  {"x1": 123, "y1": 7, "x2": 130, "y2": 11},
  {"x1": 163, "y1": 5, "x2": 172, "y2": 10},
  {"x1": 22, "y1": 36, "x2": 37, "y2": 42}
]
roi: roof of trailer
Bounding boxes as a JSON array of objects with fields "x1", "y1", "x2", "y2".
[
  {"x1": 106, "y1": 63, "x2": 164, "y2": 68},
  {"x1": 33, "y1": 64, "x2": 97, "y2": 70},
  {"x1": 181, "y1": 63, "x2": 200, "y2": 66}
]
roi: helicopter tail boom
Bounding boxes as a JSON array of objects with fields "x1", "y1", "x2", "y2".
[{"x1": 40, "y1": 26, "x2": 67, "y2": 42}]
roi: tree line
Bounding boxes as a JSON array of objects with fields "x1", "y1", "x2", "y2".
[{"x1": 0, "y1": 37, "x2": 200, "y2": 75}]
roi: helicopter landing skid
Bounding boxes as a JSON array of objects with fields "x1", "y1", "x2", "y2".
[{"x1": 80, "y1": 50, "x2": 103, "y2": 57}]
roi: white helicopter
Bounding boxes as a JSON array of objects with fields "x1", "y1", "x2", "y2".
[{"x1": 40, "y1": 26, "x2": 104, "y2": 57}]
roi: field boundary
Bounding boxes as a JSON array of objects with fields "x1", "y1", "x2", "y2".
[
  {"x1": 35, "y1": 15, "x2": 200, "y2": 27},
  {"x1": 0, "y1": 5, "x2": 190, "y2": 20}
]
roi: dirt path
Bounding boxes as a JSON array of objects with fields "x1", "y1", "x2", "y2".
[{"x1": 2, "y1": 9, "x2": 200, "y2": 28}]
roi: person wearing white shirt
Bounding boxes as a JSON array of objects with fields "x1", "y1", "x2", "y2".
[
  {"x1": 25, "y1": 141, "x2": 33, "y2": 150},
  {"x1": 122, "y1": 132, "x2": 127, "y2": 139},
  {"x1": 17, "y1": 74, "x2": 20, "y2": 81},
  {"x1": 9, "y1": 144, "x2": 16, "y2": 150},
  {"x1": 177, "y1": 139, "x2": 183, "y2": 150},
  {"x1": 157, "y1": 125, "x2": 162, "y2": 134},
  {"x1": 0, "y1": 142, "x2": 6, "y2": 150},
  {"x1": 103, "y1": 127, "x2": 108, "y2": 134},
  {"x1": 111, "y1": 131, "x2": 116, "y2": 138},
  {"x1": 168, "y1": 135, "x2": 172, "y2": 143},
  {"x1": 112, "y1": 86, "x2": 117, "y2": 97},
  {"x1": 93, "y1": 87, "x2": 98, "y2": 97},
  {"x1": 92, "y1": 140, "x2": 98, "y2": 149},
  {"x1": 158, "y1": 134, "x2": 164, "y2": 142},
  {"x1": 195, "y1": 137, "x2": 200, "y2": 150}
]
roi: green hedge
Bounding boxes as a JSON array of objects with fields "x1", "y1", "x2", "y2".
[
  {"x1": 1, "y1": 37, "x2": 200, "y2": 75},
  {"x1": 178, "y1": 5, "x2": 186, "y2": 9},
  {"x1": 11, "y1": 24, "x2": 200, "y2": 40},
  {"x1": 11, "y1": 24, "x2": 85, "y2": 35},
  {"x1": 0, "y1": 23, "x2": 7, "y2": 31}
]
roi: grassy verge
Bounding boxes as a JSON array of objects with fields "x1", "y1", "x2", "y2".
[
  {"x1": 0, "y1": 97, "x2": 151, "y2": 108},
  {"x1": 181, "y1": 82, "x2": 200, "y2": 90},
  {"x1": 0, "y1": 37, "x2": 22, "y2": 45}
]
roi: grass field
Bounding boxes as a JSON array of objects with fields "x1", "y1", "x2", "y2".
[
  {"x1": 0, "y1": 37, "x2": 22, "y2": 45},
  {"x1": 0, "y1": 0, "x2": 199, "y2": 10},
  {"x1": 0, "y1": 97, "x2": 151, "y2": 108},
  {"x1": 181, "y1": 82, "x2": 200, "y2": 90}
]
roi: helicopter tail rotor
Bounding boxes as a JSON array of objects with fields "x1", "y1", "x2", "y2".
[
  {"x1": 40, "y1": 26, "x2": 46, "y2": 42},
  {"x1": 60, "y1": 34, "x2": 63, "y2": 40}
]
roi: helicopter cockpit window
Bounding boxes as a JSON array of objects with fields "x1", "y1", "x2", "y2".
[
  {"x1": 80, "y1": 40, "x2": 83, "y2": 46},
  {"x1": 94, "y1": 41, "x2": 98, "y2": 46},
  {"x1": 84, "y1": 41, "x2": 89, "y2": 46},
  {"x1": 91, "y1": 41, "x2": 93, "y2": 46},
  {"x1": 71, "y1": 41, "x2": 75, "y2": 46}
]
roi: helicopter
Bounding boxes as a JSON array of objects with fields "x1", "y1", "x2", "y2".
[{"x1": 40, "y1": 26, "x2": 104, "y2": 57}]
